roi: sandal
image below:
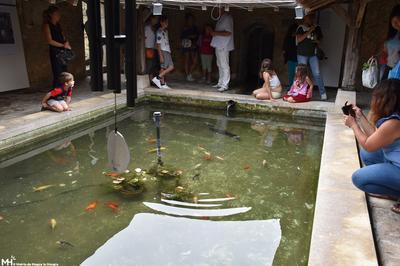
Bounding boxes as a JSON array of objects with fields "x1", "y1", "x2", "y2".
[
  {"x1": 367, "y1": 193, "x2": 399, "y2": 201},
  {"x1": 391, "y1": 203, "x2": 400, "y2": 214}
]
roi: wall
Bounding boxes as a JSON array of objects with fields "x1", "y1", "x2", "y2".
[
  {"x1": 16, "y1": 0, "x2": 85, "y2": 88},
  {"x1": 0, "y1": 0, "x2": 29, "y2": 92},
  {"x1": 359, "y1": 0, "x2": 400, "y2": 85}
]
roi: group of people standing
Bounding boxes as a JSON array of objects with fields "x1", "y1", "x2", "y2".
[
  {"x1": 145, "y1": 8, "x2": 235, "y2": 92},
  {"x1": 145, "y1": 11, "x2": 328, "y2": 102}
]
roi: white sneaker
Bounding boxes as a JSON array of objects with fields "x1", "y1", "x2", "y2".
[
  {"x1": 161, "y1": 84, "x2": 171, "y2": 89},
  {"x1": 218, "y1": 86, "x2": 229, "y2": 92},
  {"x1": 321, "y1": 93, "x2": 328, "y2": 101},
  {"x1": 212, "y1": 84, "x2": 221, "y2": 88},
  {"x1": 186, "y1": 75, "x2": 195, "y2": 82},
  {"x1": 152, "y1": 77, "x2": 162, "y2": 88}
]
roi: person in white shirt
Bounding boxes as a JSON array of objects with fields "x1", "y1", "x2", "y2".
[
  {"x1": 152, "y1": 16, "x2": 174, "y2": 89},
  {"x1": 210, "y1": 8, "x2": 234, "y2": 92},
  {"x1": 144, "y1": 16, "x2": 159, "y2": 81}
]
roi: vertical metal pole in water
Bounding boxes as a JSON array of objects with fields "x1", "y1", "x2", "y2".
[
  {"x1": 153, "y1": 112, "x2": 163, "y2": 166},
  {"x1": 125, "y1": 0, "x2": 137, "y2": 107}
]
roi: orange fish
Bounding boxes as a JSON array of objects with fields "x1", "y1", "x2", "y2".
[
  {"x1": 226, "y1": 193, "x2": 234, "y2": 198},
  {"x1": 200, "y1": 216, "x2": 210, "y2": 220},
  {"x1": 147, "y1": 138, "x2": 157, "y2": 144},
  {"x1": 244, "y1": 165, "x2": 251, "y2": 171},
  {"x1": 203, "y1": 154, "x2": 213, "y2": 161},
  {"x1": 85, "y1": 201, "x2": 97, "y2": 211},
  {"x1": 105, "y1": 202, "x2": 119, "y2": 212},
  {"x1": 104, "y1": 172, "x2": 120, "y2": 177}
]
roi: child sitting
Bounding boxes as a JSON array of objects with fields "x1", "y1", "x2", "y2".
[
  {"x1": 199, "y1": 24, "x2": 214, "y2": 84},
  {"x1": 283, "y1": 64, "x2": 313, "y2": 103},
  {"x1": 252, "y1": 59, "x2": 282, "y2": 100},
  {"x1": 152, "y1": 15, "x2": 174, "y2": 89},
  {"x1": 41, "y1": 72, "x2": 74, "y2": 112}
]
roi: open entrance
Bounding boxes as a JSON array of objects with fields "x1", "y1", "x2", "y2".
[{"x1": 240, "y1": 23, "x2": 274, "y2": 93}]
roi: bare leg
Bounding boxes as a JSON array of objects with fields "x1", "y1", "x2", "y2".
[
  {"x1": 252, "y1": 88, "x2": 265, "y2": 96},
  {"x1": 190, "y1": 52, "x2": 198, "y2": 74},
  {"x1": 49, "y1": 103, "x2": 64, "y2": 112},
  {"x1": 255, "y1": 92, "x2": 271, "y2": 100}
]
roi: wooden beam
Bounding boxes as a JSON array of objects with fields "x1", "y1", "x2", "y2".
[
  {"x1": 331, "y1": 4, "x2": 352, "y2": 28},
  {"x1": 356, "y1": 0, "x2": 368, "y2": 28}
]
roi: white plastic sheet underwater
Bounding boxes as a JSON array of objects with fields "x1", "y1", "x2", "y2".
[
  {"x1": 81, "y1": 213, "x2": 282, "y2": 266},
  {"x1": 107, "y1": 131, "x2": 130, "y2": 172},
  {"x1": 143, "y1": 202, "x2": 250, "y2": 217}
]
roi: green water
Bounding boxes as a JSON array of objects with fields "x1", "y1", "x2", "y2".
[{"x1": 0, "y1": 104, "x2": 324, "y2": 265}]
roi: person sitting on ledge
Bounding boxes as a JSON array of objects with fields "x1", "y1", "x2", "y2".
[
  {"x1": 344, "y1": 79, "x2": 400, "y2": 214},
  {"x1": 41, "y1": 72, "x2": 74, "y2": 112},
  {"x1": 283, "y1": 64, "x2": 313, "y2": 103},
  {"x1": 252, "y1": 58, "x2": 282, "y2": 101}
]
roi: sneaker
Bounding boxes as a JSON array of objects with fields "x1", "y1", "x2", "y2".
[
  {"x1": 152, "y1": 77, "x2": 162, "y2": 88},
  {"x1": 320, "y1": 93, "x2": 328, "y2": 101},
  {"x1": 218, "y1": 86, "x2": 229, "y2": 92},
  {"x1": 186, "y1": 74, "x2": 195, "y2": 82},
  {"x1": 161, "y1": 84, "x2": 171, "y2": 89},
  {"x1": 212, "y1": 84, "x2": 221, "y2": 88}
]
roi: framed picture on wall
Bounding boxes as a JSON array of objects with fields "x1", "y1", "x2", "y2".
[{"x1": 0, "y1": 11, "x2": 15, "y2": 44}]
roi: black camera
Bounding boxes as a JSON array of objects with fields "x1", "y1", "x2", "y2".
[{"x1": 342, "y1": 101, "x2": 356, "y2": 117}]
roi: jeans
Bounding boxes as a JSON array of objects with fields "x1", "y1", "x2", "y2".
[
  {"x1": 352, "y1": 148, "x2": 400, "y2": 198},
  {"x1": 287, "y1": 60, "x2": 297, "y2": 87},
  {"x1": 297, "y1": 55, "x2": 326, "y2": 96},
  {"x1": 215, "y1": 47, "x2": 231, "y2": 88}
]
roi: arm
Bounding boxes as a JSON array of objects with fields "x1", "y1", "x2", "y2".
[
  {"x1": 296, "y1": 26, "x2": 314, "y2": 43},
  {"x1": 262, "y1": 72, "x2": 275, "y2": 100},
  {"x1": 346, "y1": 117, "x2": 400, "y2": 152},
  {"x1": 305, "y1": 77, "x2": 314, "y2": 98},
  {"x1": 156, "y1": 43, "x2": 164, "y2": 63},
  {"x1": 352, "y1": 105, "x2": 376, "y2": 136},
  {"x1": 65, "y1": 96, "x2": 71, "y2": 105},
  {"x1": 41, "y1": 92, "x2": 52, "y2": 107}
]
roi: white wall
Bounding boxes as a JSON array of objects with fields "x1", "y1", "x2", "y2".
[
  {"x1": 318, "y1": 7, "x2": 347, "y2": 88},
  {"x1": 0, "y1": 1, "x2": 29, "y2": 92}
]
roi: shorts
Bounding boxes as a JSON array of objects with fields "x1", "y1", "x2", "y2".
[
  {"x1": 48, "y1": 99, "x2": 67, "y2": 106},
  {"x1": 271, "y1": 91, "x2": 282, "y2": 99},
  {"x1": 201, "y1": 54, "x2": 213, "y2": 72},
  {"x1": 160, "y1": 51, "x2": 174, "y2": 69},
  {"x1": 283, "y1": 93, "x2": 309, "y2": 103}
]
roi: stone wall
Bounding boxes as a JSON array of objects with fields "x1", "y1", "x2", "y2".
[
  {"x1": 161, "y1": 7, "x2": 295, "y2": 86},
  {"x1": 16, "y1": 0, "x2": 85, "y2": 88}
]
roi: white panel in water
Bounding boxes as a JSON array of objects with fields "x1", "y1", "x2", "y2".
[{"x1": 81, "y1": 213, "x2": 282, "y2": 266}]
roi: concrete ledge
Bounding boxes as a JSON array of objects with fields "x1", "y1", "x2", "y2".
[
  {"x1": 308, "y1": 89, "x2": 377, "y2": 265},
  {"x1": 144, "y1": 87, "x2": 335, "y2": 118}
]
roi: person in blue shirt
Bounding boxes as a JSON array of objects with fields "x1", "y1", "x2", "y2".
[
  {"x1": 344, "y1": 79, "x2": 400, "y2": 214},
  {"x1": 382, "y1": 5, "x2": 400, "y2": 79}
]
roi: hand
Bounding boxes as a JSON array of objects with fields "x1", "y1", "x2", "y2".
[
  {"x1": 344, "y1": 115, "x2": 357, "y2": 128},
  {"x1": 352, "y1": 104, "x2": 364, "y2": 119},
  {"x1": 64, "y1": 42, "x2": 72, "y2": 50},
  {"x1": 42, "y1": 102, "x2": 49, "y2": 108}
]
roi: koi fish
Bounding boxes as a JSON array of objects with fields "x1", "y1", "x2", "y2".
[
  {"x1": 106, "y1": 202, "x2": 119, "y2": 212},
  {"x1": 216, "y1": 156, "x2": 225, "y2": 161},
  {"x1": 262, "y1": 160, "x2": 267, "y2": 167},
  {"x1": 147, "y1": 147, "x2": 167, "y2": 153},
  {"x1": 0, "y1": 215, "x2": 4, "y2": 221},
  {"x1": 147, "y1": 138, "x2": 157, "y2": 144},
  {"x1": 56, "y1": 240, "x2": 74, "y2": 248},
  {"x1": 244, "y1": 165, "x2": 251, "y2": 171},
  {"x1": 197, "y1": 145, "x2": 206, "y2": 151},
  {"x1": 226, "y1": 193, "x2": 234, "y2": 198},
  {"x1": 203, "y1": 154, "x2": 213, "y2": 161},
  {"x1": 33, "y1": 185, "x2": 55, "y2": 192},
  {"x1": 104, "y1": 172, "x2": 120, "y2": 177},
  {"x1": 194, "y1": 163, "x2": 202, "y2": 169},
  {"x1": 85, "y1": 201, "x2": 97, "y2": 211},
  {"x1": 50, "y1": 218, "x2": 57, "y2": 231}
]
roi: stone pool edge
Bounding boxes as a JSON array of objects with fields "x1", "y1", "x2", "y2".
[{"x1": 308, "y1": 90, "x2": 377, "y2": 265}]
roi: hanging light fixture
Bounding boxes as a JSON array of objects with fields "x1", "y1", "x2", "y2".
[
  {"x1": 295, "y1": 5, "x2": 305, "y2": 19},
  {"x1": 153, "y1": 2, "x2": 163, "y2": 16}
]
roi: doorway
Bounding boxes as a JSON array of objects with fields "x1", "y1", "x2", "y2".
[{"x1": 240, "y1": 23, "x2": 274, "y2": 93}]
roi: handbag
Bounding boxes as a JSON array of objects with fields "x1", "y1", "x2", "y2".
[
  {"x1": 316, "y1": 46, "x2": 326, "y2": 60},
  {"x1": 145, "y1": 48, "x2": 155, "y2": 59},
  {"x1": 362, "y1": 57, "x2": 379, "y2": 89},
  {"x1": 56, "y1": 48, "x2": 75, "y2": 66}
]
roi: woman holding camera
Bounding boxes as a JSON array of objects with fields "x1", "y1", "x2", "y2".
[{"x1": 344, "y1": 79, "x2": 400, "y2": 214}]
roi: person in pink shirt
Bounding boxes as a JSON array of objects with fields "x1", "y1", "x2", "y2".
[{"x1": 283, "y1": 64, "x2": 314, "y2": 103}]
